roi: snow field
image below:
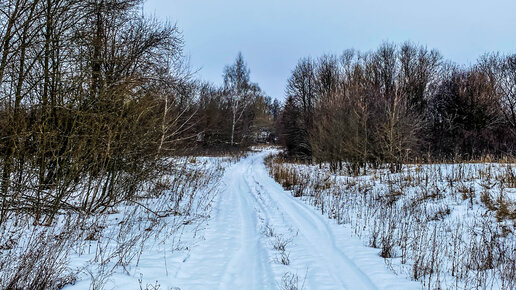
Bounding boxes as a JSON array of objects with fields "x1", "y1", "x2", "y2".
[
  {"x1": 172, "y1": 150, "x2": 419, "y2": 289},
  {"x1": 267, "y1": 154, "x2": 516, "y2": 289},
  {"x1": 5, "y1": 148, "x2": 512, "y2": 289},
  {"x1": 1, "y1": 156, "x2": 228, "y2": 289}
]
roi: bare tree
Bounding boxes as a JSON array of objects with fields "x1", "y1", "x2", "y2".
[
  {"x1": 284, "y1": 57, "x2": 316, "y2": 158},
  {"x1": 479, "y1": 53, "x2": 516, "y2": 136},
  {"x1": 223, "y1": 52, "x2": 258, "y2": 146},
  {"x1": 280, "y1": 42, "x2": 446, "y2": 170}
]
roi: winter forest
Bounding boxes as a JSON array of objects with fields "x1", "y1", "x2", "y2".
[{"x1": 0, "y1": 0, "x2": 515, "y2": 289}]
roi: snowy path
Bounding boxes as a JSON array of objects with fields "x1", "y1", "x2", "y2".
[{"x1": 173, "y1": 150, "x2": 419, "y2": 290}]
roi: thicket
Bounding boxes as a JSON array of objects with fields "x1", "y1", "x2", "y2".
[
  {"x1": 0, "y1": 1, "x2": 275, "y2": 287},
  {"x1": 0, "y1": 0, "x2": 278, "y2": 224},
  {"x1": 279, "y1": 42, "x2": 516, "y2": 172},
  {"x1": 0, "y1": 0, "x2": 193, "y2": 224}
]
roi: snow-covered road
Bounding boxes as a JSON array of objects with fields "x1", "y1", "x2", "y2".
[{"x1": 173, "y1": 150, "x2": 419, "y2": 289}]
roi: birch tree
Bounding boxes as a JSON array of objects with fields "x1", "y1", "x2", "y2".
[{"x1": 223, "y1": 52, "x2": 257, "y2": 145}]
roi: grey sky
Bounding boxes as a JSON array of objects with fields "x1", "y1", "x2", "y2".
[{"x1": 144, "y1": 0, "x2": 516, "y2": 100}]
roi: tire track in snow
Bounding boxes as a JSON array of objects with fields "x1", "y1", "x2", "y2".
[
  {"x1": 248, "y1": 151, "x2": 420, "y2": 289},
  {"x1": 172, "y1": 159, "x2": 275, "y2": 290},
  {"x1": 217, "y1": 161, "x2": 275, "y2": 290},
  {"x1": 245, "y1": 153, "x2": 377, "y2": 289},
  {"x1": 174, "y1": 150, "x2": 418, "y2": 290}
]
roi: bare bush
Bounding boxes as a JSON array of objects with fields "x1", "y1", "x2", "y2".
[
  {"x1": 0, "y1": 155, "x2": 224, "y2": 289},
  {"x1": 0, "y1": 215, "x2": 84, "y2": 289}
]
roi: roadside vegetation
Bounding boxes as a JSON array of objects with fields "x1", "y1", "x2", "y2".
[
  {"x1": 1, "y1": 0, "x2": 515, "y2": 288},
  {"x1": 0, "y1": 0, "x2": 275, "y2": 288},
  {"x1": 266, "y1": 155, "x2": 515, "y2": 289},
  {"x1": 278, "y1": 43, "x2": 516, "y2": 172},
  {"x1": 270, "y1": 41, "x2": 516, "y2": 289}
]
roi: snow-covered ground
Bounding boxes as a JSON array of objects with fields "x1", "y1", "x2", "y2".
[
  {"x1": 60, "y1": 149, "x2": 420, "y2": 289},
  {"x1": 267, "y1": 153, "x2": 516, "y2": 290},
  {"x1": 63, "y1": 156, "x2": 228, "y2": 289},
  {"x1": 6, "y1": 148, "x2": 512, "y2": 289},
  {"x1": 1, "y1": 155, "x2": 226, "y2": 289},
  {"x1": 168, "y1": 149, "x2": 419, "y2": 289}
]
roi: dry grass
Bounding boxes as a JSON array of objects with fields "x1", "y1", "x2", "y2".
[
  {"x1": 0, "y1": 156, "x2": 227, "y2": 289},
  {"x1": 267, "y1": 156, "x2": 516, "y2": 289}
]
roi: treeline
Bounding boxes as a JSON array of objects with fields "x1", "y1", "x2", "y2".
[
  {"x1": 193, "y1": 53, "x2": 280, "y2": 150},
  {"x1": 279, "y1": 42, "x2": 516, "y2": 173},
  {"x1": 0, "y1": 0, "x2": 275, "y2": 225}
]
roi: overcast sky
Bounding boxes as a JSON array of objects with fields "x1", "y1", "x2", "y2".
[{"x1": 144, "y1": 0, "x2": 516, "y2": 100}]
